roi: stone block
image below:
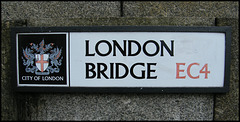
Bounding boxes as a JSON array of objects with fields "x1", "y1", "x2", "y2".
[
  {"x1": 27, "y1": 17, "x2": 215, "y2": 27},
  {"x1": 214, "y1": 18, "x2": 239, "y2": 121},
  {"x1": 1, "y1": 20, "x2": 27, "y2": 121},
  {"x1": 123, "y1": 1, "x2": 238, "y2": 18},
  {"x1": 1, "y1": 1, "x2": 120, "y2": 21},
  {"x1": 27, "y1": 93, "x2": 213, "y2": 121}
]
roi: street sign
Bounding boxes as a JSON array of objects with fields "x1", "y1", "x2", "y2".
[{"x1": 11, "y1": 26, "x2": 231, "y2": 93}]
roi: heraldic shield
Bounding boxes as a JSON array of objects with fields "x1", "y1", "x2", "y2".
[
  {"x1": 21, "y1": 38, "x2": 64, "y2": 76},
  {"x1": 35, "y1": 54, "x2": 49, "y2": 72}
]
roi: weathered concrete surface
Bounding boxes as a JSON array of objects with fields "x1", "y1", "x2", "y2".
[
  {"x1": 1, "y1": 20, "x2": 27, "y2": 121},
  {"x1": 1, "y1": 1, "x2": 239, "y2": 121},
  {"x1": 1, "y1": 1, "x2": 120, "y2": 21},
  {"x1": 214, "y1": 18, "x2": 239, "y2": 121},
  {"x1": 27, "y1": 17, "x2": 215, "y2": 27},
  {"x1": 25, "y1": 93, "x2": 213, "y2": 121},
  {"x1": 123, "y1": 1, "x2": 239, "y2": 18}
]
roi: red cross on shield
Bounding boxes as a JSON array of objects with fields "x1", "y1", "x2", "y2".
[{"x1": 35, "y1": 54, "x2": 49, "y2": 72}]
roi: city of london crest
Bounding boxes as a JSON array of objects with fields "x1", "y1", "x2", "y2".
[{"x1": 22, "y1": 39, "x2": 63, "y2": 75}]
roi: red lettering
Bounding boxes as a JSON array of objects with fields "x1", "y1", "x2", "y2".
[
  {"x1": 176, "y1": 63, "x2": 186, "y2": 79},
  {"x1": 187, "y1": 63, "x2": 200, "y2": 79},
  {"x1": 200, "y1": 64, "x2": 210, "y2": 79}
]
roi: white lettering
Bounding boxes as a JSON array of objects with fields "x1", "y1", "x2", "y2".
[{"x1": 41, "y1": 76, "x2": 64, "y2": 81}]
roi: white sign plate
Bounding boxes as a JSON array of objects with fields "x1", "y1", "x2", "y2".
[
  {"x1": 70, "y1": 32, "x2": 225, "y2": 87},
  {"x1": 12, "y1": 26, "x2": 231, "y2": 93}
]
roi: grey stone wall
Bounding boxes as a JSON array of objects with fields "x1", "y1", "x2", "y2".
[{"x1": 1, "y1": 1, "x2": 239, "y2": 121}]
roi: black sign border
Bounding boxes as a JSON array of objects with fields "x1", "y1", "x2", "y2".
[{"x1": 11, "y1": 26, "x2": 231, "y2": 93}]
